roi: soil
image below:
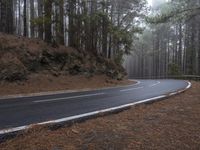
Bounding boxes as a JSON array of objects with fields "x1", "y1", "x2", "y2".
[
  {"x1": 0, "y1": 32, "x2": 126, "y2": 83},
  {"x1": 0, "y1": 32, "x2": 129, "y2": 97},
  {"x1": 0, "y1": 81, "x2": 199, "y2": 150},
  {"x1": 0, "y1": 74, "x2": 132, "y2": 97}
]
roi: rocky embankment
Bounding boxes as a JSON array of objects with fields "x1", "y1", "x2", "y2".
[{"x1": 0, "y1": 33, "x2": 126, "y2": 82}]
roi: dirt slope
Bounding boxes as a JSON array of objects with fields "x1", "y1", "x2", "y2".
[
  {"x1": 0, "y1": 32, "x2": 126, "y2": 82},
  {"x1": 0, "y1": 74, "x2": 132, "y2": 96}
]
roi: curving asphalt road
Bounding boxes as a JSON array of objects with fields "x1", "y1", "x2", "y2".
[{"x1": 0, "y1": 80, "x2": 190, "y2": 134}]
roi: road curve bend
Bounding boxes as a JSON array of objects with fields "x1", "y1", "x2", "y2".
[{"x1": 0, "y1": 80, "x2": 191, "y2": 135}]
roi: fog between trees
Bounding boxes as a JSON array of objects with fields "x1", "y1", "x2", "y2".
[{"x1": 124, "y1": 0, "x2": 200, "y2": 78}]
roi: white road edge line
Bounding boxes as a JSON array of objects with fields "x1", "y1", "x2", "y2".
[
  {"x1": 131, "y1": 80, "x2": 141, "y2": 86},
  {"x1": 120, "y1": 86, "x2": 144, "y2": 92},
  {"x1": 0, "y1": 81, "x2": 192, "y2": 135},
  {"x1": 149, "y1": 81, "x2": 161, "y2": 87},
  {"x1": 0, "y1": 80, "x2": 141, "y2": 100},
  {"x1": 34, "y1": 93, "x2": 105, "y2": 103}
]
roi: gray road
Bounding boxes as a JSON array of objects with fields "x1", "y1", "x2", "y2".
[{"x1": 0, "y1": 80, "x2": 189, "y2": 132}]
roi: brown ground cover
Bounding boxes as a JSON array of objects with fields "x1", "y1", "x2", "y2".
[
  {"x1": 0, "y1": 33, "x2": 129, "y2": 97},
  {"x1": 0, "y1": 74, "x2": 132, "y2": 97},
  {"x1": 0, "y1": 81, "x2": 200, "y2": 150}
]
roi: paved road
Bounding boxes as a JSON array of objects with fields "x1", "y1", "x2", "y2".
[{"x1": 0, "y1": 80, "x2": 190, "y2": 134}]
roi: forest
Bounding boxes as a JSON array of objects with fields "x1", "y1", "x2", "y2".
[
  {"x1": 125, "y1": 0, "x2": 200, "y2": 78},
  {"x1": 0, "y1": 0, "x2": 146, "y2": 61},
  {"x1": 0, "y1": 0, "x2": 200, "y2": 79},
  {"x1": 1, "y1": 1, "x2": 200, "y2": 149}
]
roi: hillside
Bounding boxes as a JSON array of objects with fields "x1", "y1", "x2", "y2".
[{"x1": 0, "y1": 33, "x2": 128, "y2": 96}]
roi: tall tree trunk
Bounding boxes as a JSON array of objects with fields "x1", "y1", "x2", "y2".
[
  {"x1": 58, "y1": 0, "x2": 64, "y2": 45},
  {"x1": 102, "y1": 0, "x2": 108, "y2": 57},
  {"x1": 18, "y1": 0, "x2": 22, "y2": 35},
  {"x1": 30, "y1": 0, "x2": 34, "y2": 37},
  {"x1": 0, "y1": 0, "x2": 6, "y2": 32},
  {"x1": 23, "y1": 0, "x2": 27, "y2": 36},
  {"x1": 90, "y1": 0, "x2": 98, "y2": 53},
  {"x1": 38, "y1": 0, "x2": 43, "y2": 39},
  {"x1": 178, "y1": 23, "x2": 182, "y2": 71},
  {"x1": 68, "y1": 0, "x2": 76, "y2": 47},
  {"x1": 198, "y1": 28, "x2": 200, "y2": 75},
  {"x1": 8, "y1": 0, "x2": 14, "y2": 34},
  {"x1": 0, "y1": 0, "x2": 14, "y2": 34},
  {"x1": 44, "y1": 0, "x2": 52, "y2": 43}
]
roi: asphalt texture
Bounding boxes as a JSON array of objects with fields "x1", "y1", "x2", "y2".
[{"x1": 0, "y1": 80, "x2": 189, "y2": 131}]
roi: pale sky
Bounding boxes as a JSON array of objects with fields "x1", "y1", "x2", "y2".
[
  {"x1": 149, "y1": 0, "x2": 168, "y2": 8},
  {"x1": 147, "y1": 0, "x2": 152, "y2": 6}
]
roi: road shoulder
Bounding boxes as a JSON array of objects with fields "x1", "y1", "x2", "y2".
[
  {"x1": 0, "y1": 81, "x2": 199, "y2": 149},
  {"x1": 0, "y1": 75, "x2": 135, "y2": 100}
]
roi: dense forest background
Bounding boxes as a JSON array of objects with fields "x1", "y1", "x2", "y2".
[
  {"x1": 125, "y1": 0, "x2": 200, "y2": 78},
  {"x1": 1, "y1": 0, "x2": 200, "y2": 79},
  {"x1": 0, "y1": 0, "x2": 146, "y2": 64}
]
